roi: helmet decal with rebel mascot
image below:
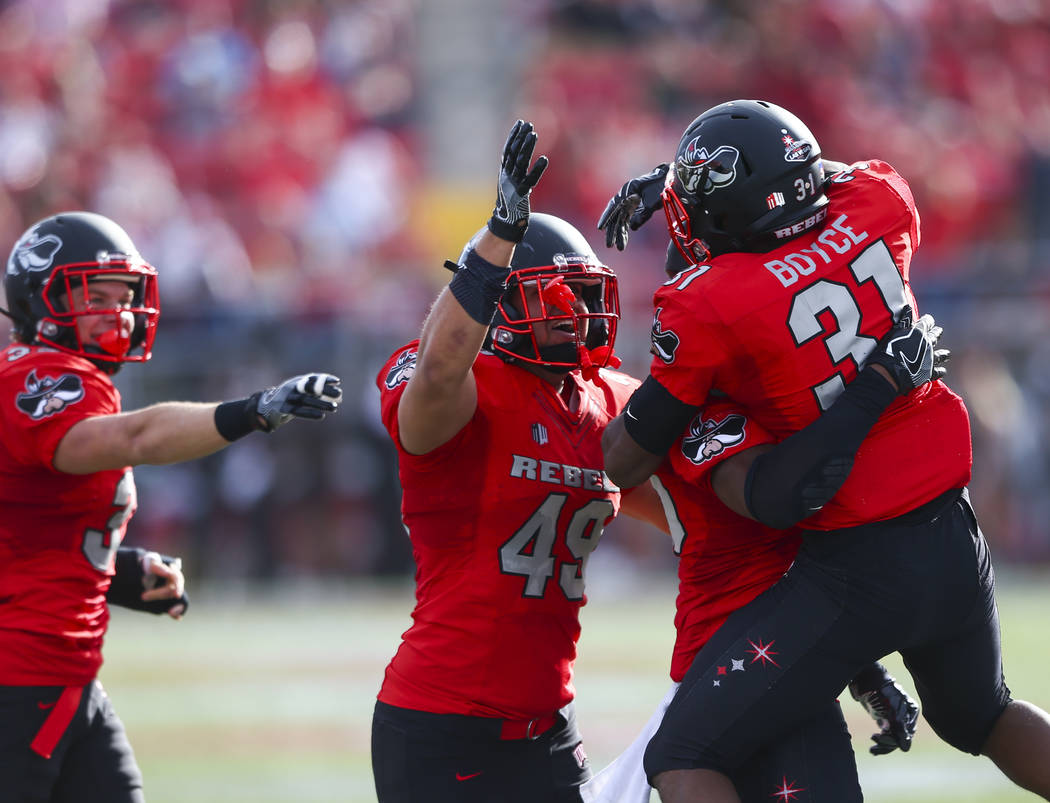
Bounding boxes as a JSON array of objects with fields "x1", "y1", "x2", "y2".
[
  {"x1": 464, "y1": 213, "x2": 621, "y2": 379},
  {"x1": 662, "y1": 99, "x2": 830, "y2": 264},
  {"x1": 2, "y1": 212, "x2": 160, "y2": 374}
]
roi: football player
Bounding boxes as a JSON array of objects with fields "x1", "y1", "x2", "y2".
[
  {"x1": 583, "y1": 310, "x2": 936, "y2": 803},
  {"x1": 371, "y1": 120, "x2": 675, "y2": 803},
  {"x1": 0, "y1": 211, "x2": 342, "y2": 803},
  {"x1": 598, "y1": 99, "x2": 1050, "y2": 802}
]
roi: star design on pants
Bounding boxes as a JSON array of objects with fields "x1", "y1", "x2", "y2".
[
  {"x1": 772, "y1": 776, "x2": 805, "y2": 801},
  {"x1": 746, "y1": 638, "x2": 780, "y2": 668},
  {"x1": 731, "y1": 659, "x2": 745, "y2": 671}
]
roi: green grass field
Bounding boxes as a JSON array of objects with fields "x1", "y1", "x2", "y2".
[{"x1": 100, "y1": 565, "x2": 1050, "y2": 803}]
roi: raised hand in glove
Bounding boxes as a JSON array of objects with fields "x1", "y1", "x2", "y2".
[
  {"x1": 866, "y1": 312, "x2": 950, "y2": 395},
  {"x1": 849, "y1": 662, "x2": 920, "y2": 755},
  {"x1": 488, "y1": 119, "x2": 549, "y2": 242},
  {"x1": 597, "y1": 163, "x2": 670, "y2": 251}
]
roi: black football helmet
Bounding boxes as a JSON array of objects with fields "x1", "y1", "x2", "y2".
[
  {"x1": 3, "y1": 212, "x2": 160, "y2": 372},
  {"x1": 662, "y1": 99, "x2": 830, "y2": 263},
  {"x1": 463, "y1": 213, "x2": 620, "y2": 377}
]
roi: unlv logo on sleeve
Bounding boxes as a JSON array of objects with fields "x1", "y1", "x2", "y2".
[
  {"x1": 385, "y1": 349, "x2": 417, "y2": 389},
  {"x1": 681, "y1": 412, "x2": 746, "y2": 465},
  {"x1": 650, "y1": 308, "x2": 681, "y2": 364},
  {"x1": 15, "y1": 370, "x2": 85, "y2": 419}
]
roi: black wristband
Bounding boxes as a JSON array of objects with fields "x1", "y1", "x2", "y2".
[
  {"x1": 448, "y1": 248, "x2": 511, "y2": 325},
  {"x1": 214, "y1": 394, "x2": 261, "y2": 441},
  {"x1": 487, "y1": 216, "x2": 527, "y2": 243}
]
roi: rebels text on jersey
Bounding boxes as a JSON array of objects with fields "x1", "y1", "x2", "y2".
[
  {"x1": 653, "y1": 402, "x2": 798, "y2": 682},
  {"x1": 376, "y1": 342, "x2": 638, "y2": 721},
  {"x1": 649, "y1": 161, "x2": 971, "y2": 529},
  {"x1": 0, "y1": 344, "x2": 135, "y2": 685}
]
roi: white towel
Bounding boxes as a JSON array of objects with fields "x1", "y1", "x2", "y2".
[{"x1": 580, "y1": 683, "x2": 680, "y2": 803}]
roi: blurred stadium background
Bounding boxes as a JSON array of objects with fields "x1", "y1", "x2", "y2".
[{"x1": 1, "y1": 0, "x2": 1048, "y2": 800}]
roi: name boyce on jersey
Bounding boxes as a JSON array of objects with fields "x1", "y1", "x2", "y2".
[{"x1": 765, "y1": 212, "x2": 869, "y2": 287}]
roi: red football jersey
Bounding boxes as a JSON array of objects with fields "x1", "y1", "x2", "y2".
[
  {"x1": 652, "y1": 401, "x2": 798, "y2": 682},
  {"x1": 649, "y1": 161, "x2": 971, "y2": 528},
  {"x1": 376, "y1": 342, "x2": 638, "y2": 720},
  {"x1": 0, "y1": 345, "x2": 135, "y2": 685}
]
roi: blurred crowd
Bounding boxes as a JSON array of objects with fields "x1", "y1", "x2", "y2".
[
  {"x1": 0, "y1": 0, "x2": 426, "y2": 327},
  {"x1": 1, "y1": 0, "x2": 1048, "y2": 578}
]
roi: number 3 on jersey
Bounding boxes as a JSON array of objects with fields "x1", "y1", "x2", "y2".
[
  {"x1": 787, "y1": 239, "x2": 910, "y2": 411},
  {"x1": 499, "y1": 493, "x2": 614, "y2": 601},
  {"x1": 82, "y1": 470, "x2": 136, "y2": 572}
]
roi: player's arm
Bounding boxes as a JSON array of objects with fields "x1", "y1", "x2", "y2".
[
  {"x1": 107, "y1": 546, "x2": 188, "y2": 619},
  {"x1": 603, "y1": 376, "x2": 701, "y2": 489},
  {"x1": 398, "y1": 120, "x2": 548, "y2": 455},
  {"x1": 619, "y1": 480, "x2": 670, "y2": 534},
  {"x1": 712, "y1": 314, "x2": 947, "y2": 528},
  {"x1": 53, "y1": 373, "x2": 341, "y2": 474},
  {"x1": 397, "y1": 231, "x2": 512, "y2": 455}
]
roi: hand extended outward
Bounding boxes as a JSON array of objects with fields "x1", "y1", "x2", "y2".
[
  {"x1": 488, "y1": 120, "x2": 549, "y2": 242},
  {"x1": 596, "y1": 162, "x2": 670, "y2": 251},
  {"x1": 251, "y1": 373, "x2": 343, "y2": 432},
  {"x1": 867, "y1": 313, "x2": 950, "y2": 394}
]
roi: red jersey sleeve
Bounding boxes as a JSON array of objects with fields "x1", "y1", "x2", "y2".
[
  {"x1": 668, "y1": 401, "x2": 776, "y2": 486},
  {"x1": 647, "y1": 277, "x2": 730, "y2": 407},
  {"x1": 1, "y1": 347, "x2": 120, "y2": 468}
]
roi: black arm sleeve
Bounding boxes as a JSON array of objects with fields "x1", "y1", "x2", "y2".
[
  {"x1": 744, "y1": 367, "x2": 897, "y2": 529},
  {"x1": 622, "y1": 375, "x2": 701, "y2": 457},
  {"x1": 107, "y1": 547, "x2": 189, "y2": 615}
]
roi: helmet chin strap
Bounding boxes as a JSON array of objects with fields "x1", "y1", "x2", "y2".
[{"x1": 536, "y1": 342, "x2": 579, "y2": 370}]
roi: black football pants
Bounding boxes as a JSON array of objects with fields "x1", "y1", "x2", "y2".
[
  {"x1": 372, "y1": 700, "x2": 590, "y2": 802},
  {"x1": 646, "y1": 488, "x2": 1010, "y2": 780},
  {"x1": 0, "y1": 679, "x2": 143, "y2": 803}
]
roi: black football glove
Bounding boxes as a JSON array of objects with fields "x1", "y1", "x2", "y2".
[
  {"x1": 866, "y1": 313, "x2": 949, "y2": 395},
  {"x1": 107, "y1": 548, "x2": 189, "y2": 616},
  {"x1": 251, "y1": 373, "x2": 342, "y2": 432},
  {"x1": 597, "y1": 162, "x2": 670, "y2": 251},
  {"x1": 488, "y1": 119, "x2": 548, "y2": 242},
  {"x1": 849, "y1": 662, "x2": 920, "y2": 755}
]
